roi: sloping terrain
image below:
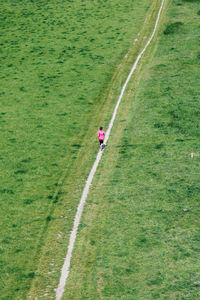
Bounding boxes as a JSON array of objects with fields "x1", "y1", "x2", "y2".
[
  {"x1": 1, "y1": 0, "x2": 199, "y2": 299},
  {"x1": 0, "y1": 0, "x2": 153, "y2": 299},
  {"x1": 62, "y1": 0, "x2": 200, "y2": 299}
]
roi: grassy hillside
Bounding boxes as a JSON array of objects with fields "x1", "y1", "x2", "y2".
[
  {"x1": 0, "y1": 0, "x2": 153, "y2": 299},
  {"x1": 64, "y1": 0, "x2": 200, "y2": 299}
]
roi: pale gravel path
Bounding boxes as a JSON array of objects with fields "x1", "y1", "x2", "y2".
[{"x1": 56, "y1": 0, "x2": 166, "y2": 299}]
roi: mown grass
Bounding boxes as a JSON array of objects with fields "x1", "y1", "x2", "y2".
[
  {"x1": 64, "y1": 0, "x2": 200, "y2": 299},
  {"x1": 0, "y1": 0, "x2": 154, "y2": 299}
]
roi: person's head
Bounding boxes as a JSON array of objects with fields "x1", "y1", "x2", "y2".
[{"x1": 100, "y1": 126, "x2": 103, "y2": 130}]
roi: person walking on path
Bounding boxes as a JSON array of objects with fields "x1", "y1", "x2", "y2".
[{"x1": 98, "y1": 127, "x2": 106, "y2": 150}]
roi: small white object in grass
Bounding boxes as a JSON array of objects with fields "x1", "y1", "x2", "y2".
[
  {"x1": 190, "y1": 152, "x2": 194, "y2": 158},
  {"x1": 57, "y1": 233, "x2": 62, "y2": 239},
  {"x1": 183, "y1": 208, "x2": 189, "y2": 212}
]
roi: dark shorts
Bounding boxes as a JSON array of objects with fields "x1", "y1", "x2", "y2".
[{"x1": 99, "y1": 140, "x2": 104, "y2": 145}]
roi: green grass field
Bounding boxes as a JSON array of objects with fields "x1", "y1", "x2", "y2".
[
  {"x1": 0, "y1": 0, "x2": 156, "y2": 299},
  {"x1": 1, "y1": 0, "x2": 200, "y2": 299},
  {"x1": 62, "y1": 0, "x2": 200, "y2": 299}
]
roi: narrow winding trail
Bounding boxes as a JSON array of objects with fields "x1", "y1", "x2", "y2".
[{"x1": 56, "y1": 0, "x2": 166, "y2": 299}]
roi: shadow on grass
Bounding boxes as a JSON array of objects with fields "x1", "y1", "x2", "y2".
[{"x1": 163, "y1": 22, "x2": 184, "y2": 35}]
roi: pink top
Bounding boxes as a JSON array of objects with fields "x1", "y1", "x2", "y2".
[{"x1": 98, "y1": 130, "x2": 105, "y2": 141}]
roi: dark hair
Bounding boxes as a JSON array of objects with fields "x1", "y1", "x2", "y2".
[{"x1": 100, "y1": 126, "x2": 103, "y2": 130}]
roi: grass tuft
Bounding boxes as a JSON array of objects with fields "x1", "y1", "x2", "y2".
[
  {"x1": 163, "y1": 22, "x2": 184, "y2": 34},
  {"x1": 24, "y1": 199, "x2": 34, "y2": 205},
  {"x1": 0, "y1": 189, "x2": 14, "y2": 194},
  {"x1": 46, "y1": 216, "x2": 52, "y2": 222},
  {"x1": 182, "y1": 0, "x2": 200, "y2": 2}
]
